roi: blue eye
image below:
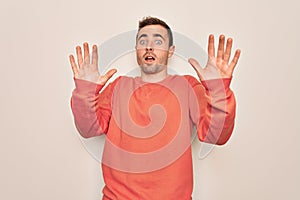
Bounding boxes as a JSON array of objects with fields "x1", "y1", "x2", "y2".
[
  {"x1": 155, "y1": 40, "x2": 162, "y2": 45},
  {"x1": 139, "y1": 40, "x2": 146, "y2": 45}
]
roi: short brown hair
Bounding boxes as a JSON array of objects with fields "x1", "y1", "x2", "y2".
[{"x1": 138, "y1": 16, "x2": 173, "y2": 47}]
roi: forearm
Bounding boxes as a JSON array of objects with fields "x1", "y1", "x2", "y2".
[
  {"x1": 71, "y1": 79, "x2": 107, "y2": 138},
  {"x1": 198, "y1": 78, "x2": 236, "y2": 145}
]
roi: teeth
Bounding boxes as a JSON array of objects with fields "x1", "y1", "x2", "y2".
[{"x1": 145, "y1": 56, "x2": 154, "y2": 61}]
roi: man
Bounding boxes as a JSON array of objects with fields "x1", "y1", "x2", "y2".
[{"x1": 70, "y1": 16, "x2": 240, "y2": 200}]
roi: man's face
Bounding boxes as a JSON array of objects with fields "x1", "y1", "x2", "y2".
[{"x1": 136, "y1": 25, "x2": 174, "y2": 75}]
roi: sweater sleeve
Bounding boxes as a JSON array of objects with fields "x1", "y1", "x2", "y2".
[
  {"x1": 70, "y1": 78, "x2": 119, "y2": 138},
  {"x1": 185, "y1": 75, "x2": 236, "y2": 145}
]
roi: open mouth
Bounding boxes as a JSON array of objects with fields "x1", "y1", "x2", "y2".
[
  {"x1": 144, "y1": 53, "x2": 155, "y2": 62},
  {"x1": 144, "y1": 55, "x2": 155, "y2": 62}
]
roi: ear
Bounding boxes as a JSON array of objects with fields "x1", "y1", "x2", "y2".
[{"x1": 168, "y1": 45, "x2": 175, "y2": 58}]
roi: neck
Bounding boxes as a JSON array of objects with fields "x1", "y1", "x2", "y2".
[{"x1": 141, "y1": 69, "x2": 169, "y2": 83}]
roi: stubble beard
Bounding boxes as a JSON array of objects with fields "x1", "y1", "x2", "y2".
[{"x1": 140, "y1": 63, "x2": 166, "y2": 74}]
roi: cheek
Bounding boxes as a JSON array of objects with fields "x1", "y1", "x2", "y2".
[
  {"x1": 136, "y1": 51, "x2": 144, "y2": 64},
  {"x1": 136, "y1": 49, "x2": 144, "y2": 56},
  {"x1": 157, "y1": 51, "x2": 169, "y2": 61}
]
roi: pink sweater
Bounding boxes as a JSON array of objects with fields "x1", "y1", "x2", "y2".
[{"x1": 71, "y1": 75, "x2": 236, "y2": 200}]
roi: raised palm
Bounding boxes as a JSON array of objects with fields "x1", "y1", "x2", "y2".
[
  {"x1": 69, "y1": 42, "x2": 117, "y2": 85},
  {"x1": 189, "y1": 34, "x2": 241, "y2": 81}
]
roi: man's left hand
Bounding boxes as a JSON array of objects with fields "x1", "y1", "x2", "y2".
[{"x1": 188, "y1": 34, "x2": 241, "y2": 81}]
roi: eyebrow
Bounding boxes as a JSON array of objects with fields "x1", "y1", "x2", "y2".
[
  {"x1": 153, "y1": 34, "x2": 165, "y2": 41},
  {"x1": 137, "y1": 33, "x2": 166, "y2": 41}
]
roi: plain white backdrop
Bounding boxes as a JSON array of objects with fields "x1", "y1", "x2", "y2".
[{"x1": 0, "y1": 0, "x2": 299, "y2": 199}]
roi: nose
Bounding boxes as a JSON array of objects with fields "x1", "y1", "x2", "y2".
[{"x1": 146, "y1": 47, "x2": 153, "y2": 52}]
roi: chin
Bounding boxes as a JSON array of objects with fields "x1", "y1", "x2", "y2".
[{"x1": 140, "y1": 63, "x2": 166, "y2": 75}]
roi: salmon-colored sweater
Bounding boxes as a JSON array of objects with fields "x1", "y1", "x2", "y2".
[{"x1": 71, "y1": 75, "x2": 236, "y2": 200}]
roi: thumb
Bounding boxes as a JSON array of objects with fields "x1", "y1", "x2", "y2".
[
  {"x1": 188, "y1": 58, "x2": 204, "y2": 81},
  {"x1": 98, "y1": 68, "x2": 117, "y2": 85}
]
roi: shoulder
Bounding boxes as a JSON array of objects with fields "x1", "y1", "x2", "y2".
[
  {"x1": 181, "y1": 75, "x2": 201, "y2": 87},
  {"x1": 107, "y1": 75, "x2": 134, "y2": 86}
]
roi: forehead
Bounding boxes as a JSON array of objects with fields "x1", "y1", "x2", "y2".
[{"x1": 137, "y1": 25, "x2": 168, "y2": 38}]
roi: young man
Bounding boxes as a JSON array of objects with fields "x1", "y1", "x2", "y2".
[{"x1": 70, "y1": 17, "x2": 240, "y2": 200}]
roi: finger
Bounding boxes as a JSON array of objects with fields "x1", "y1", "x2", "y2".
[
  {"x1": 99, "y1": 68, "x2": 117, "y2": 85},
  {"x1": 208, "y1": 34, "x2": 215, "y2": 58},
  {"x1": 76, "y1": 46, "x2": 83, "y2": 67},
  {"x1": 92, "y1": 45, "x2": 98, "y2": 66},
  {"x1": 83, "y1": 42, "x2": 90, "y2": 64},
  {"x1": 229, "y1": 49, "x2": 241, "y2": 72},
  {"x1": 105, "y1": 68, "x2": 117, "y2": 80},
  {"x1": 69, "y1": 55, "x2": 79, "y2": 77},
  {"x1": 217, "y1": 35, "x2": 225, "y2": 60},
  {"x1": 188, "y1": 58, "x2": 204, "y2": 80},
  {"x1": 224, "y1": 38, "x2": 233, "y2": 64}
]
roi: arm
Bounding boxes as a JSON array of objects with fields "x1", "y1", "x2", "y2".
[
  {"x1": 69, "y1": 43, "x2": 117, "y2": 138},
  {"x1": 188, "y1": 34, "x2": 241, "y2": 145},
  {"x1": 187, "y1": 76, "x2": 236, "y2": 145},
  {"x1": 71, "y1": 78, "x2": 118, "y2": 138}
]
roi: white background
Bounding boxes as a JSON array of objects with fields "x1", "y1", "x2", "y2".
[{"x1": 0, "y1": 0, "x2": 299, "y2": 199}]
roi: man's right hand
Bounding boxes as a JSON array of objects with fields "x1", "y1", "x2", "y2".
[{"x1": 69, "y1": 42, "x2": 117, "y2": 85}]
